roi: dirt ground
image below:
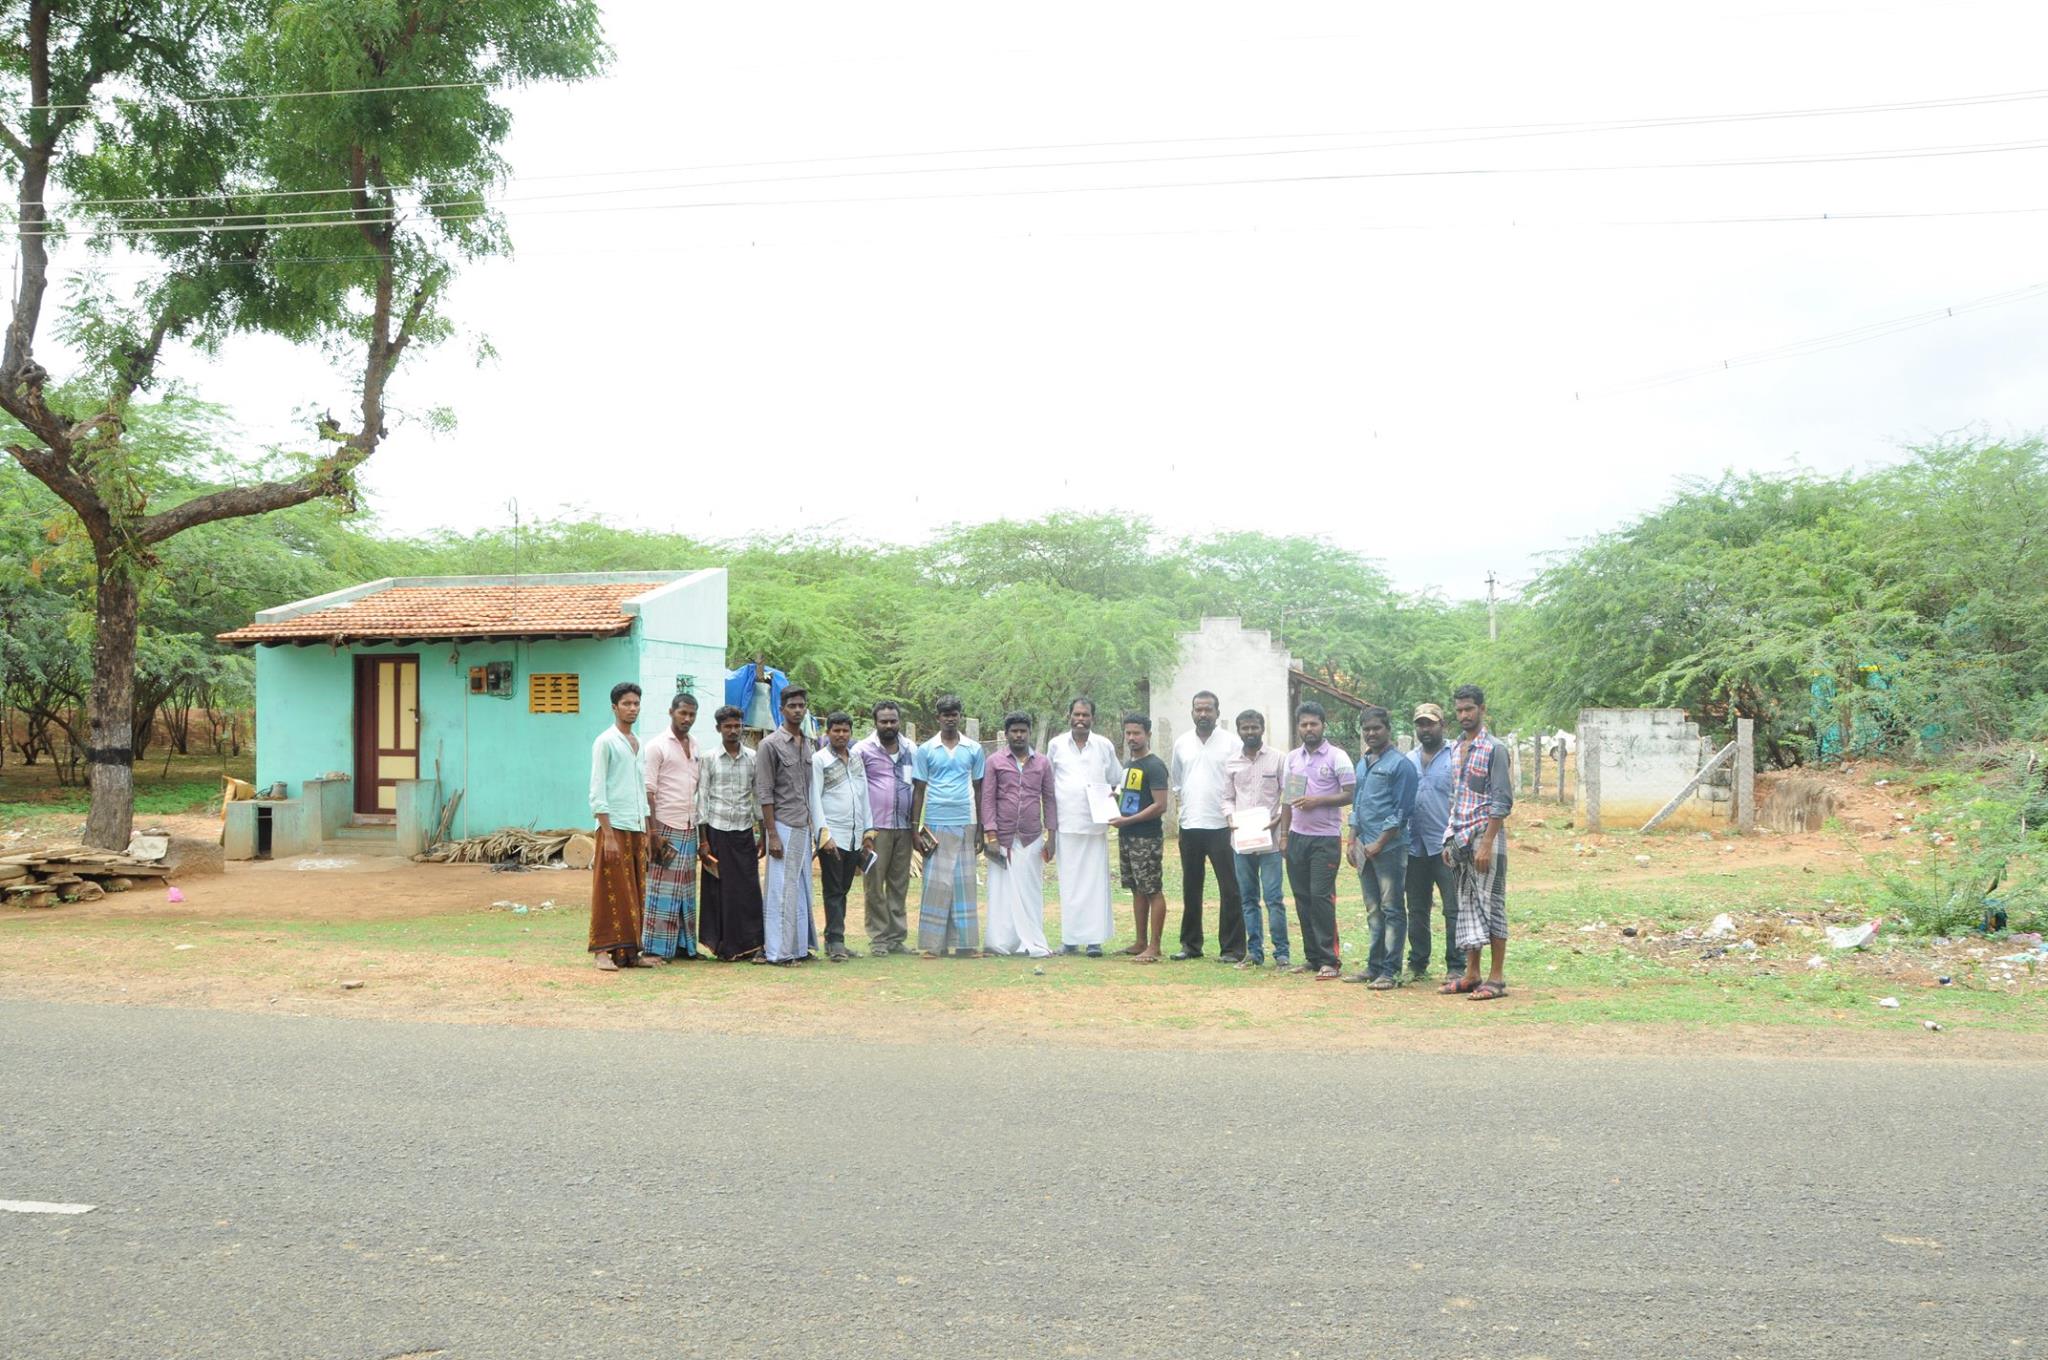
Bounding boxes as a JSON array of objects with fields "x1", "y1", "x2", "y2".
[{"x1": 4, "y1": 775, "x2": 2042, "y2": 1060}]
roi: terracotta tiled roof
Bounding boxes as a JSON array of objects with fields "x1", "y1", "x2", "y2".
[{"x1": 219, "y1": 582, "x2": 666, "y2": 644}]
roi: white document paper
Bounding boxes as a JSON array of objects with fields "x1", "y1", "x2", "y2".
[
  {"x1": 1086, "y1": 782, "x2": 1121, "y2": 825},
  {"x1": 1231, "y1": 823, "x2": 1274, "y2": 854},
  {"x1": 1229, "y1": 807, "x2": 1275, "y2": 854}
]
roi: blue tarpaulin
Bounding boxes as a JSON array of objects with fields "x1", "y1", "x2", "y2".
[{"x1": 725, "y1": 663, "x2": 813, "y2": 733}]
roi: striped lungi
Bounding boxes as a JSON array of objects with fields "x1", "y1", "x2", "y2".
[
  {"x1": 917, "y1": 826, "x2": 980, "y2": 954},
  {"x1": 762, "y1": 817, "x2": 816, "y2": 962},
  {"x1": 641, "y1": 820, "x2": 699, "y2": 959}
]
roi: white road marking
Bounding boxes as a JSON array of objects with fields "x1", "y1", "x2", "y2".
[{"x1": 0, "y1": 1199, "x2": 96, "y2": 1215}]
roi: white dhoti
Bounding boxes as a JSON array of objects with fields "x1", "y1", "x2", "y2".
[
  {"x1": 1054, "y1": 830, "x2": 1113, "y2": 947},
  {"x1": 763, "y1": 817, "x2": 816, "y2": 962},
  {"x1": 986, "y1": 837, "x2": 1052, "y2": 957}
]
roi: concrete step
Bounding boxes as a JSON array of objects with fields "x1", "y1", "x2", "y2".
[{"x1": 332, "y1": 824, "x2": 398, "y2": 841}]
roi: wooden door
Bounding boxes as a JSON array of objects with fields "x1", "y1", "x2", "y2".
[{"x1": 353, "y1": 654, "x2": 420, "y2": 815}]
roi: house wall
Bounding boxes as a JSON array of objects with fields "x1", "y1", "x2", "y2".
[
  {"x1": 631, "y1": 568, "x2": 729, "y2": 747},
  {"x1": 259, "y1": 635, "x2": 639, "y2": 837},
  {"x1": 251, "y1": 570, "x2": 732, "y2": 839},
  {"x1": 1148, "y1": 616, "x2": 1294, "y2": 771}
]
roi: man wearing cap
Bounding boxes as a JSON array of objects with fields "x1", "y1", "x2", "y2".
[{"x1": 1405, "y1": 702, "x2": 1460, "y2": 982}]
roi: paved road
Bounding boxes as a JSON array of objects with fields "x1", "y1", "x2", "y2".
[{"x1": 2, "y1": 1002, "x2": 2042, "y2": 1359}]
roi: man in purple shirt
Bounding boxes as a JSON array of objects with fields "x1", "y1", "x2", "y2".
[
  {"x1": 1283, "y1": 701, "x2": 1357, "y2": 980},
  {"x1": 982, "y1": 712, "x2": 1058, "y2": 958},
  {"x1": 853, "y1": 701, "x2": 918, "y2": 955}
]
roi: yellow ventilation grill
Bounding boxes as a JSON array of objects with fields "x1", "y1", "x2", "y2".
[{"x1": 528, "y1": 672, "x2": 580, "y2": 714}]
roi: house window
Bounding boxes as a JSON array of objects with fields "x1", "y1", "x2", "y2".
[{"x1": 529, "y1": 673, "x2": 581, "y2": 714}]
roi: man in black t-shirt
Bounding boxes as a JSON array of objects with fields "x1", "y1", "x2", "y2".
[{"x1": 1111, "y1": 712, "x2": 1171, "y2": 963}]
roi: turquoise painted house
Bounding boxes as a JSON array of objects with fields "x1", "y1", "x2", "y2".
[{"x1": 217, "y1": 571, "x2": 727, "y2": 855}]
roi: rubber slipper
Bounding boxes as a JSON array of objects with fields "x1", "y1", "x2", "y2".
[
  {"x1": 1469, "y1": 981, "x2": 1508, "y2": 1000},
  {"x1": 1438, "y1": 976, "x2": 1479, "y2": 994}
]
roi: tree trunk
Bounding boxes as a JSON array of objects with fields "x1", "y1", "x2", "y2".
[{"x1": 83, "y1": 564, "x2": 140, "y2": 849}]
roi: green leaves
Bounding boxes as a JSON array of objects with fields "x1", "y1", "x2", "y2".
[{"x1": 1508, "y1": 439, "x2": 2048, "y2": 758}]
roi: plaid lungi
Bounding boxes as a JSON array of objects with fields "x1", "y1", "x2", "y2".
[
  {"x1": 1450, "y1": 842, "x2": 1509, "y2": 951},
  {"x1": 918, "y1": 826, "x2": 980, "y2": 953},
  {"x1": 641, "y1": 820, "x2": 699, "y2": 959}
]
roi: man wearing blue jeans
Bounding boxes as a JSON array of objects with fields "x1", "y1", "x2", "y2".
[
  {"x1": 1406, "y1": 703, "x2": 1460, "y2": 981},
  {"x1": 1345, "y1": 705, "x2": 1419, "y2": 988},
  {"x1": 1219, "y1": 709, "x2": 1289, "y2": 970}
]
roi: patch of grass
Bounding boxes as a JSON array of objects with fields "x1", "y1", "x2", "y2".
[
  {"x1": 0, "y1": 777, "x2": 229, "y2": 821},
  {"x1": 11, "y1": 795, "x2": 2044, "y2": 1038},
  {"x1": 0, "y1": 752, "x2": 250, "y2": 825}
]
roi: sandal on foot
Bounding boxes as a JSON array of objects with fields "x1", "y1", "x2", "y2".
[
  {"x1": 1439, "y1": 976, "x2": 1479, "y2": 994},
  {"x1": 1469, "y1": 981, "x2": 1508, "y2": 1001},
  {"x1": 595, "y1": 954, "x2": 620, "y2": 972}
]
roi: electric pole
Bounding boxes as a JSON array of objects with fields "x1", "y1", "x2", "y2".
[{"x1": 1485, "y1": 571, "x2": 1499, "y2": 642}]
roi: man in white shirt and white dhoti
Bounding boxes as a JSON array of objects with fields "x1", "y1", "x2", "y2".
[{"x1": 1045, "y1": 696, "x2": 1122, "y2": 957}]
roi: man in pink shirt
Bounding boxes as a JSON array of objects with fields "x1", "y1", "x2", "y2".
[
  {"x1": 641, "y1": 691, "x2": 704, "y2": 960},
  {"x1": 982, "y1": 712, "x2": 1058, "y2": 958}
]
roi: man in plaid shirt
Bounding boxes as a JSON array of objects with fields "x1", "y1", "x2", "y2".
[{"x1": 1438, "y1": 684, "x2": 1514, "y2": 1000}]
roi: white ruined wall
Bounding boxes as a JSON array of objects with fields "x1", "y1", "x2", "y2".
[
  {"x1": 1576, "y1": 707, "x2": 1726, "y2": 829},
  {"x1": 1149, "y1": 617, "x2": 1294, "y2": 762}
]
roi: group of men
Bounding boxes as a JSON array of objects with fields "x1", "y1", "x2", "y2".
[{"x1": 583, "y1": 678, "x2": 1514, "y2": 999}]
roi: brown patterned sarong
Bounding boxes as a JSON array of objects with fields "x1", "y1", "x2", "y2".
[{"x1": 588, "y1": 826, "x2": 647, "y2": 955}]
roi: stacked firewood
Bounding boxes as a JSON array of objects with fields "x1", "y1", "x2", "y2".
[
  {"x1": 416, "y1": 828, "x2": 594, "y2": 869},
  {"x1": 0, "y1": 846, "x2": 171, "y2": 908}
]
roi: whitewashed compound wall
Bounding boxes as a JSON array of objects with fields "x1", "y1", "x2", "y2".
[
  {"x1": 1149, "y1": 617, "x2": 1294, "y2": 761},
  {"x1": 1575, "y1": 707, "x2": 1728, "y2": 830}
]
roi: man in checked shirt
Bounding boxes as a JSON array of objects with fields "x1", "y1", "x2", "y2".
[{"x1": 1439, "y1": 684, "x2": 1515, "y2": 1001}]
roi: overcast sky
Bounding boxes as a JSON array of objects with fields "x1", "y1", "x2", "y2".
[{"x1": 136, "y1": 0, "x2": 2048, "y2": 599}]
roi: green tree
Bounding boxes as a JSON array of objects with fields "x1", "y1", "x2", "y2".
[
  {"x1": 1506, "y1": 440, "x2": 2048, "y2": 761},
  {"x1": 893, "y1": 582, "x2": 1180, "y2": 727},
  {"x1": 0, "y1": 1, "x2": 605, "y2": 845},
  {"x1": 922, "y1": 514, "x2": 1182, "y2": 601}
]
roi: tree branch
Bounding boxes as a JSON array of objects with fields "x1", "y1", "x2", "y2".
[
  {"x1": 100, "y1": 295, "x2": 184, "y2": 420},
  {"x1": 136, "y1": 452, "x2": 368, "y2": 545},
  {"x1": 137, "y1": 264, "x2": 439, "y2": 547},
  {"x1": 8, "y1": 441, "x2": 111, "y2": 541}
]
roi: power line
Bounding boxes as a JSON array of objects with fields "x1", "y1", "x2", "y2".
[
  {"x1": 22, "y1": 137, "x2": 2048, "y2": 239},
  {"x1": 1580, "y1": 280, "x2": 2048, "y2": 397},
  {"x1": 64, "y1": 130, "x2": 2048, "y2": 232},
  {"x1": 23, "y1": 79, "x2": 485, "y2": 114},
  {"x1": 28, "y1": 200, "x2": 2048, "y2": 278},
  {"x1": 40, "y1": 200, "x2": 2048, "y2": 275},
  {"x1": 25, "y1": 84, "x2": 2048, "y2": 213}
]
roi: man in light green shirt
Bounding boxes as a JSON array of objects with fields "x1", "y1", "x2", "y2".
[{"x1": 588, "y1": 682, "x2": 651, "y2": 971}]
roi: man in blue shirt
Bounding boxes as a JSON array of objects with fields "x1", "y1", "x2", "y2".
[
  {"x1": 1405, "y1": 702, "x2": 1459, "y2": 981},
  {"x1": 1345, "y1": 705, "x2": 1419, "y2": 987},
  {"x1": 911, "y1": 695, "x2": 988, "y2": 956}
]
